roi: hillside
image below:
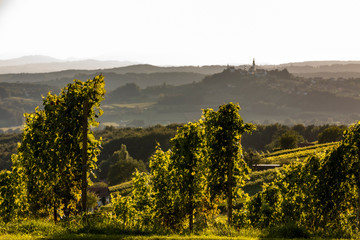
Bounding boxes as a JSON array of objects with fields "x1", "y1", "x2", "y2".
[
  {"x1": 0, "y1": 61, "x2": 360, "y2": 129},
  {"x1": 99, "y1": 67, "x2": 360, "y2": 127},
  {"x1": 0, "y1": 64, "x2": 224, "y2": 84},
  {"x1": 0, "y1": 55, "x2": 135, "y2": 74}
]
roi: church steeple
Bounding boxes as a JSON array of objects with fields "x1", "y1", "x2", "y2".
[{"x1": 252, "y1": 58, "x2": 256, "y2": 71}]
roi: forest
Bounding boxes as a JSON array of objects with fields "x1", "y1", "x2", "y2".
[{"x1": 0, "y1": 74, "x2": 360, "y2": 240}]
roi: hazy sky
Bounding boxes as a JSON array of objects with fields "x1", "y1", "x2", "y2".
[{"x1": 1, "y1": 0, "x2": 360, "y2": 66}]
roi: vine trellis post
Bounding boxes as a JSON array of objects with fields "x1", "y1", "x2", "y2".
[{"x1": 81, "y1": 99, "x2": 89, "y2": 214}]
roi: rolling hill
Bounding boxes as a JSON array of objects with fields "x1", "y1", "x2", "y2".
[{"x1": 0, "y1": 60, "x2": 360, "y2": 129}]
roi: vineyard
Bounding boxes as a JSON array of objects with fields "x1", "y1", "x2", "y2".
[
  {"x1": 109, "y1": 142, "x2": 341, "y2": 198},
  {"x1": 261, "y1": 142, "x2": 339, "y2": 164},
  {"x1": 1, "y1": 76, "x2": 360, "y2": 239},
  {"x1": 109, "y1": 180, "x2": 133, "y2": 195}
]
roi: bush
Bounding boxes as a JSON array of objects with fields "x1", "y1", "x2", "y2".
[
  {"x1": 279, "y1": 130, "x2": 304, "y2": 150},
  {"x1": 318, "y1": 126, "x2": 346, "y2": 143}
]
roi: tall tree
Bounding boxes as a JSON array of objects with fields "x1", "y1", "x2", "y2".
[
  {"x1": 203, "y1": 102, "x2": 254, "y2": 224},
  {"x1": 169, "y1": 121, "x2": 206, "y2": 231},
  {"x1": 12, "y1": 75, "x2": 105, "y2": 220},
  {"x1": 149, "y1": 146, "x2": 180, "y2": 229},
  {"x1": 105, "y1": 144, "x2": 146, "y2": 185}
]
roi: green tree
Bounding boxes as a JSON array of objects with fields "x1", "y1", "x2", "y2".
[
  {"x1": 149, "y1": 146, "x2": 181, "y2": 230},
  {"x1": 103, "y1": 144, "x2": 146, "y2": 186},
  {"x1": 169, "y1": 121, "x2": 207, "y2": 231},
  {"x1": 203, "y1": 102, "x2": 254, "y2": 225},
  {"x1": 86, "y1": 191, "x2": 99, "y2": 211},
  {"x1": 12, "y1": 75, "x2": 105, "y2": 220},
  {"x1": 318, "y1": 126, "x2": 346, "y2": 143},
  {"x1": 278, "y1": 130, "x2": 304, "y2": 149},
  {"x1": 112, "y1": 170, "x2": 154, "y2": 230}
]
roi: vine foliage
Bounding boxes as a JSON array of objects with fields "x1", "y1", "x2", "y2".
[{"x1": 11, "y1": 75, "x2": 105, "y2": 220}]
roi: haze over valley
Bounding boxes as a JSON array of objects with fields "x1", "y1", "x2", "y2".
[{"x1": 0, "y1": 56, "x2": 360, "y2": 131}]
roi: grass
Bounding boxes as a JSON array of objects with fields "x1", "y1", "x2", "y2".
[
  {"x1": 0, "y1": 233, "x2": 354, "y2": 240},
  {"x1": 0, "y1": 235, "x2": 258, "y2": 240},
  {"x1": 0, "y1": 234, "x2": 36, "y2": 240},
  {"x1": 44, "y1": 234, "x2": 259, "y2": 240},
  {"x1": 0, "y1": 219, "x2": 260, "y2": 240},
  {"x1": 0, "y1": 219, "x2": 355, "y2": 240}
]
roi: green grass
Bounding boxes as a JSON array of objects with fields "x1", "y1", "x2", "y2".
[
  {"x1": 43, "y1": 234, "x2": 259, "y2": 240},
  {"x1": 0, "y1": 219, "x2": 354, "y2": 240},
  {"x1": 0, "y1": 219, "x2": 260, "y2": 240},
  {"x1": 0, "y1": 234, "x2": 36, "y2": 240},
  {"x1": 0, "y1": 233, "x2": 354, "y2": 240}
]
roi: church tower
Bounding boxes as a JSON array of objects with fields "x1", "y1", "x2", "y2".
[{"x1": 252, "y1": 58, "x2": 256, "y2": 72}]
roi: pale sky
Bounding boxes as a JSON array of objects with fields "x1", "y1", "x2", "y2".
[{"x1": 1, "y1": 0, "x2": 360, "y2": 66}]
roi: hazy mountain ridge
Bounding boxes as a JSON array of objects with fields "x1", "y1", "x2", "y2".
[
  {"x1": 0, "y1": 55, "x2": 60, "y2": 67},
  {"x1": 3, "y1": 55, "x2": 360, "y2": 75},
  {"x1": 0, "y1": 55, "x2": 136, "y2": 74},
  {"x1": 0, "y1": 64, "x2": 224, "y2": 83}
]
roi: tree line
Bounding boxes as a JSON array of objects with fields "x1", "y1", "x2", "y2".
[{"x1": 0, "y1": 119, "x2": 347, "y2": 187}]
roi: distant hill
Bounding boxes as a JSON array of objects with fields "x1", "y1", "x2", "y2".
[
  {"x1": 275, "y1": 60, "x2": 360, "y2": 68},
  {"x1": 0, "y1": 55, "x2": 60, "y2": 67},
  {"x1": 96, "y1": 67, "x2": 360, "y2": 128},
  {"x1": 2, "y1": 56, "x2": 360, "y2": 78},
  {"x1": 0, "y1": 64, "x2": 225, "y2": 91},
  {"x1": 0, "y1": 60, "x2": 360, "y2": 129},
  {"x1": 0, "y1": 55, "x2": 136, "y2": 74},
  {"x1": 0, "y1": 64, "x2": 224, "y2": 83},
  {"x1": 263, "y1": 61, "x2": 360, "y2": 78}
]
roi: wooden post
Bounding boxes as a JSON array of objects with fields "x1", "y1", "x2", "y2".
[
  {"x1": 357, "y1": 184, "x2": 360, "y2": 231},
  {"x1": 53, "y1": 204, "x2": 57, "y2": 223},
  {"x1": 228, "y1": 157, "x2": 233, "y2": 225},
  {"x1": 189, "y1": 166, "x2": 194, "y2": 232},
  {"x1": 358, "y1": 150, "x2": 360, "y2": 232},
  {"x1": 81, "y1": 100, "x2": 88, "y2": 214}
]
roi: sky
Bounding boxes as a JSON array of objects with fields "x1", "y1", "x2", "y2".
[{"x1": 1, "y1": 0, "x2": 360, "y2": 66}]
